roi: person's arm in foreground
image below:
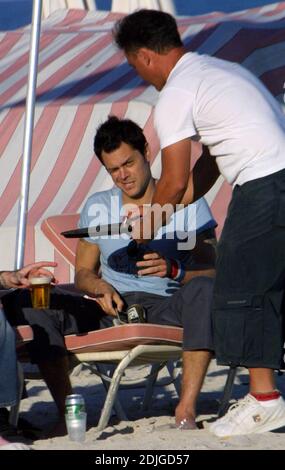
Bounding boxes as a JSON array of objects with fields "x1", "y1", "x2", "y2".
[
  {"x1": 0, "y1": 261, "x2": 57, "y2": 289},
  {"x1": 75, "y1": 239, "x2": 124, "y2": 316},
  {"x1": 132, "y1": 140, "x2": 220, "y2": 241}
]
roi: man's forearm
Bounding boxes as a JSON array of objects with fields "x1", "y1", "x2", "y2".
[
  {"x1": 140, "y1": 179, "x2": 187, "y2": 239},
  {"x1": 152, "y1": 176, "x2": 187, "y2": 210},
  {"x1": 75, "y1": 268, "x2": 103, "y2": 296}
]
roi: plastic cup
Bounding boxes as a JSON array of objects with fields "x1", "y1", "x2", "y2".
[
  {"x1": 65, "y1": 412, "x2": 87, "y2": 442},
  {"x1": 30, "y1": 276, "x2": 51, "y2": 309}
]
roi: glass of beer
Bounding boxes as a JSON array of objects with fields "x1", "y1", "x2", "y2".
[{"x1": 30, "y1": 276, "x2": 51, "y2": 309}]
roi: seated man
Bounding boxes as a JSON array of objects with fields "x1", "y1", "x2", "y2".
[
  {"x1": 75, "y1": 116, "x2": 217, "y2": 429},
  {"x1": 2, "y1": 274, "x2": 107, "y2": 435},
  {"x1": 3, "y1": 117, "x2": 216, "y2": 433},
  {"x1": 0, "y1": 261, "x2": 56, "y2": 449}
]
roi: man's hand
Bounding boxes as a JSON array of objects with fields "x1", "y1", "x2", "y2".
[
  {"x1": 84, "y1": 279, "x2": 124, "y2": 317},
  {"x1": 136, "y1": 252, "x2": 169, "y2": 278},
  {"x1": 129, "y1": 204, "x2": 168, "y2": 244},
  {"x1": 0, "y1": 261, "x2": 57, "y2": 289},
  {"x1": 124, "y1": 206, "x2": 150, "y2": 244}
]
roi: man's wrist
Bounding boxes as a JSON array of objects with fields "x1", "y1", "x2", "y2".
[
  {"x1": 0, "y1": 271, "x2": 10, "y2": 289},
  {"x1": 93, "y1": 278, "x2": 109, "y2": 295},
  {"x1": 166, "y1": 259, "x2": 185, "y2": 282}
]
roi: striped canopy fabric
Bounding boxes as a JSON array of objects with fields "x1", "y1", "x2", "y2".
[
  {"x1": 42, "y1": 0, "x2": 104, "y2": 18},
  {"x1": 0, "y1": 4, "x2": 285, "y2": 281}
]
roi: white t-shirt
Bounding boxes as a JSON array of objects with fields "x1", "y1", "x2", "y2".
[{"x1": 154, "y1": 52, "x2": 285, "y2": 186}]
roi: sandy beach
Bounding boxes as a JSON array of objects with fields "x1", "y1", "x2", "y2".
[{"x1": 12, "y1": 359, "x2": 285, "y2": 451}]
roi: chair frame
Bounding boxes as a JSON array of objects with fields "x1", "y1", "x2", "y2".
[{"x1": 72, "y1": 344, "x2": 182, "y2": 431}]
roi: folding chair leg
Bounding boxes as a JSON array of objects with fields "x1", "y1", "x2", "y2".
[
  {"x1": 218, "y1": 365, "x2": 237, "y2": 417},
  {"x1": 9, "y1": 362, "x2": 24, "y2": 427},
  {"x1": 97, "y1": 358, "x2": 134, "y2": 431},
  {"x1": 96, "y1": 364, "x2": 128, "y2": 421},
  {"x1": 96, "y1": 345, "x2": 182, "y2": 432},
  {"x1": 166, "y1": 361, "x2": 181, "y2": 396},
  {"x1": 142, "y1": 363, "x2": 161, "y2": 411},
  {"x1": 97, "y1": 346, "x2": 152, "y2": 431}
]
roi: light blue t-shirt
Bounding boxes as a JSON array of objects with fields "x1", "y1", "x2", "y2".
[{"x1": 79, "y1": 187, "x2": 216, "y2": 296}]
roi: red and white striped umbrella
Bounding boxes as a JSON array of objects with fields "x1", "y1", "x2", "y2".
[{"x1": 0, "y1": 4, "x2": 284, "y2": 280}]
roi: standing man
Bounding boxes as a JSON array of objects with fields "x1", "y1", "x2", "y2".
[
  {"x1": 75, "y1": 116, "x2": 217, "y2": 429},
  {"x1": 113, "y1": 9, "x2": 285, "y2": 436}
]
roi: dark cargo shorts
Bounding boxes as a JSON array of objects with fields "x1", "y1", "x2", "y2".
[{"x1": 213, "y1": 168, "x2": 285, "y2": 368}]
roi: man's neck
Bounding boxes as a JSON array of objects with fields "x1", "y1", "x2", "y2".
[
  {"x1": 162, "y1": 47, "x2": 186, "y2": 84},
  {"x1": 121, "y1": 177, "x2": 156, "y2": 207}
]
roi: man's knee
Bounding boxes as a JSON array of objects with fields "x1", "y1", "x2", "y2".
[
  {"x1": 181, "y1": 278, "x2": 214, "y2": 351},
  {"x1": 181, "y1": 276, "x2": 214, "y2": 330},
  {"x1": 21, "y1": 307, "x2": 62, "y2": 327}
]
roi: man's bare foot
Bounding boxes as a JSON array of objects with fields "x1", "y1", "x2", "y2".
[
  {"x1": 175, "y1": 403, "x2": 197, "y2": 430},
  {"x1": 175, "y1": 417, "x2": 197, "y2": 430}
]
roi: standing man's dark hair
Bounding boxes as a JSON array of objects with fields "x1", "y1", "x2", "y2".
[
  {"x1": 94, "y1": 116, "x2": 147, "y2": 163},
  {"x1": 113, "y1": 9, "x2": 183, "y2": 54}
]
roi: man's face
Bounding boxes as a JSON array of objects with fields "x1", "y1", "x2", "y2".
[
  {"x1": 101, "y1": 142, "x2": 152, "y2": 199},
  {"x1": 126, "y1": 50, "x2": 165, "y2": 91}
]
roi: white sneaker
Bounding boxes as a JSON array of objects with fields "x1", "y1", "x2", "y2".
[{"x1": 209, "y1": 394, "x2": 285, "y2": 437}]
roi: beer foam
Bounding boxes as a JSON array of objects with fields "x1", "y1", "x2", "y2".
[{"x1": 30, "y1": 276, "x2": 51, "y2": 285}]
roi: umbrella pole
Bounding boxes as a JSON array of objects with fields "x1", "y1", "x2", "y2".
[{"x1": 15, "y1": 0, "x2": 42, "y2": 269}]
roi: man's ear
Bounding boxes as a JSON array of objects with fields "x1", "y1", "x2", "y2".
[
  {"x1": 144, "y1": 143, "x2": 151, "y2": 161},
  {"x1": 137, "y1": 48, "x2": 152, "y2": 66}
]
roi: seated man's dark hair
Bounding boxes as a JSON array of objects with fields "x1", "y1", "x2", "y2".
[
  {"x1": 94, "y1": 116, "x2": 147, "y2": 162},
  {"x1": 113, "y1": 9, "x2": 183, "y2": 54}
]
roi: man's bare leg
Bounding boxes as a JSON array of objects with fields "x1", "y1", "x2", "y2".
[
  {"x1": 175, "y1": 350, "x2": 213, "y2": 428},
  {"x1": 249, "y1": 368, "x2": 276, "y2": 394}
]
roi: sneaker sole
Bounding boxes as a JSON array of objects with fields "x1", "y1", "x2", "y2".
[
  {"x1": 212, "y1": 415, "x2": 285, "y2": 437},
  {"x1": 253, "y1": 415, "x2": 285, "y2": 434}
]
